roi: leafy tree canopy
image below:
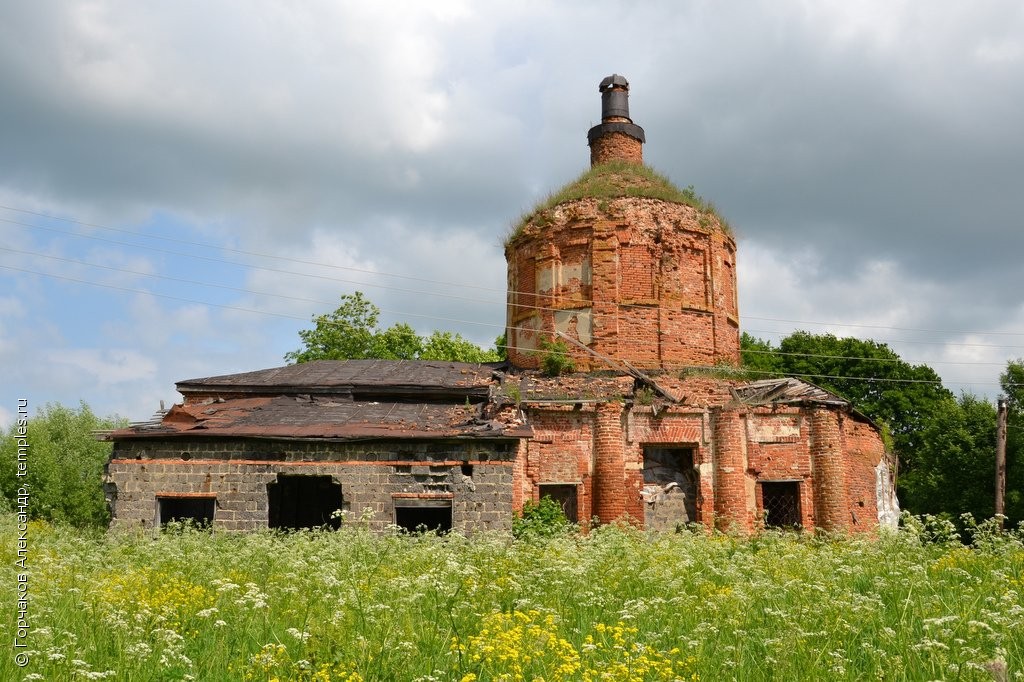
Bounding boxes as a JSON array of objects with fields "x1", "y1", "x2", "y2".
[
  {"x1": 285, "y1": 292, "x2": 504, "y2": 364},
  {"x1": 1000, "y1": 359, "x2": 1024, "y2": 521},
  {"x1": 743, "y1": 333, "x2": 1020, "y2": 523},
  {"x1": 0, "y1": 402, "x2": 125, "y2": 527},
  {"x1": 742, "y1": 331, "x2": 954, "y2": 465}
]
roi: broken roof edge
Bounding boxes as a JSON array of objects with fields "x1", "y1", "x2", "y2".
[{"x1": 732, "y1": 376, "x2": 880, "y2": 429}]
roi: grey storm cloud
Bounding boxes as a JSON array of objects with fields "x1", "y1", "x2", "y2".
[{"x1": 2, "y1": 0, "x2": 1023, "y2": 423}]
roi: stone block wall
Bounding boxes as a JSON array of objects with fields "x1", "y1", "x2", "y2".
[{"x1": 106, "y1": 438, "x2": 514, "y2": 533}]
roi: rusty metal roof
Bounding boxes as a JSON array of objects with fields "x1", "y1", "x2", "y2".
[
  {"x1": 107, "y1": 393, "x2": 531, "y2": 442},
  {"x1": 176, "y1": 360, "x2": 502, "y2": 399}
]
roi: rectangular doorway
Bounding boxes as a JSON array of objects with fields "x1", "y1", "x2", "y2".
[
  {"x1": 268, "y1": 475, "x2": 343, "y2": 530},
  {"x1": 538, "y1": 484, "x2": 579, "y2": 523},
  {"x1": 642, "y1": 446, "x2": 698, "y2": 528}
]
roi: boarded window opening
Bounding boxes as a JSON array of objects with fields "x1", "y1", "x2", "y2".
[
  {"x1": 538, "y1": 484, "x2": 578, "y2": 523},
  {"x1": 394, "y1": 499, "x2": 452, "y2": 533},
  {"x1": 268, "y1": 475, "x2": 343, "y2": 530},
  {"x1": 760, "y1": 481, "x2": 801, "y2": 528},
  {"x1": 158, "y1": 496, "x2": 215, "y2": 527}
]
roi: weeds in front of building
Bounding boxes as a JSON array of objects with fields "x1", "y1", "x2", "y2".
[{"x1": 2, "y1": 512, "x2": 1021, "y2": 681}]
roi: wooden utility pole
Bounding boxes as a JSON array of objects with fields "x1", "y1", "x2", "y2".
[{"x1": 995, "y1": 397, "x2": 1008, "y2": 529}]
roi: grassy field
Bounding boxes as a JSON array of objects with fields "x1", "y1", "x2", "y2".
[{"x1": 1, "y1": 513, "x2": 1022, "y2": 681}]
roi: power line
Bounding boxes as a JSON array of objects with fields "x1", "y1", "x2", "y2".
[
  {"x1": 0, "y1": 204, "x2": 506, "y2": 294},
  {"x1": 8, "y1": 216, "x2": 1024, "y2": 355},
  {"x1": 1, "y1": 217, "x2": 507, "y2": 308},
  {"x1": 6, "y1": 241, "x2": 1024, "y2": 391},
  {"x1": 0, "y1": 262, "x2": 506, "y2": 332},
  {"x1": 4, "y1": 262, "x2": 1018, "y2": 389},
  {"x1": 8, "y1": 244, "x2": 1024, "y2": 373},
  {"x1": 5, "y1": 205, "x2": 1024, "y2": 342},
  {"x1": 742, "y1": 315, "x2": 1024, "y2": 338}
]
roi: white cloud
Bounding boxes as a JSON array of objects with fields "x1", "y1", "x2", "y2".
[
  {"x1": 47, "y1": 348, "x2": 157, "y2": 386},
  {"x1": 2, "y1": 0, "x2": 1024, "y2": 419}
]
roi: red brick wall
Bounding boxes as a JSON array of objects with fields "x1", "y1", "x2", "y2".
[
  {"x1": 843, "y1": 417, "x2": 886, "y2": 532},
  {"x1": 810, "y1": 409, "x2": 849, "y2": 531},
  {"x1": 513, "y1": 389, "x2": 888, "y2": 534},
  {"x1": 712, "y1": 408, "x2": 752, "y2": 531},
  {"x1": 590, "y1": 131, "x2": 643, "y2": 165},
  {"x1": 506, "y1": 197, "x2": 740, "y2": 371},
  {"x1": 593, "y1": 402, "x2": 627, "y2": 522},
  {"x1": 516, "y1": 407, "x2": 597, "y2": 524}
]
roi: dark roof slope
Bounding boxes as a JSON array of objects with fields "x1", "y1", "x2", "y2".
[{"x1": 176, "y1": 359, "x2": 503, "y2": 399}]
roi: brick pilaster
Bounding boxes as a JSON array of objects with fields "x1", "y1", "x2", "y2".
[{"x1": 810, "y1": 408, "x2": 849, "y2": 531}]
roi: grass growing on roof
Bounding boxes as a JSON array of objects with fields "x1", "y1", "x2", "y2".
[{"x1": 506, "y1": 160, "x2": 732, "y2": 247}]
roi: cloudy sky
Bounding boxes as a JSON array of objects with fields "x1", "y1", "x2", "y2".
[{"x1": 2, "y1": 1, "x2": 1023, "y2": 427}]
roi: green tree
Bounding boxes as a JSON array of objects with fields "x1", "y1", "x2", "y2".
[
  {"x1": 420, "y1": 331, "x2": 500, "y2": 363},
  {"x1": 284, "y1": 291, "x2": 381, "y2": 362},
  {"x1": 0, "y1": 402, "x2": 124, "y2": 527},
  {"x1": 899, "y1": 393, "x2": 997, "y2": 520},
  {"x1": 370, "y1": 322, "x2": 423, "y2": 360},
  {"x1": 1000, "y1": 359, "x2": 1024, "y2": 522},
  {"x1": 740, "y1": 332, "x2": 783, "y2": 375},
  {"x1": 743, "y1": 332, "x2": 953, "y2": 470},
  {"x1": 741, "y1": 331, "x2": 967, "y2": 514},
  {"x1": 285, "y1": 292, "x2": 501, "y2": 363}
]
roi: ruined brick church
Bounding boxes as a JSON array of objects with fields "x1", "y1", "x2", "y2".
[{"x1": 105, "y1": 76, "x2": 899, "y2": 534}]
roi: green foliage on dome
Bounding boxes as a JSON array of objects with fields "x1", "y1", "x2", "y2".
[{"x1": 506, "y1": 161, "x2": 732, "y2": 247}]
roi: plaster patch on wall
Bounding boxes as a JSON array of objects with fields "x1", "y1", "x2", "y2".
[
  {"x1": 537, "y1": 264, "x2": 555, "y2": 293},
  {"x1": 560, "y1": 259, "x2": 592, "y2": 287},
  {"x1": 554, "y1": 308, "x2": 593, "y2": 345},
  {"x1": 514, "y1": 314, "x2": 542, "y2": 352},
  {"x1": 876, "y1": 460, "x2": 900, "y2": 528},
  {"x1": 748, "y1": 415, "x2": 801, "y2": 442}
]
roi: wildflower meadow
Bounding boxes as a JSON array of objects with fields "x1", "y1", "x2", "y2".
[{"x1": 1, "y1": 513, "x2": 1022, "y2": 681}]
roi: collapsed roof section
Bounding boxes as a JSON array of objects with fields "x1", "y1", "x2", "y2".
[
  {"x1": 105, "y1": 393, "x2": 529, "y2": 441},
  {"x1": 106, "y1": 360, "x2": 873, "y2": 443}
]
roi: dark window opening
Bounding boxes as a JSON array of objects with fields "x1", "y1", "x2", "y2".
[
  {"x1": 761, "y1": 481, "x2": 802, "y2": 528},
  {"x1": 539, "y1": 484, "x2": 578, "y2": 523},
  {"x1": 394, "y1": 499, "x2": 452, "y2": 533},
  {"x1": 158, "y1": 496, "x2": 215, "y2": 527},
  {"x1": 642, "y1": 446, "x2": 698, "y2": 525},
  {"x1": 642, "y1": 446, "x2": 695, "y2": 484},
  {"x1": 268, "y1": 475, "x2": 343, "y2": 530},
  {"x1": 461, "y1": 463, "x2": 474, "y2": 477}
]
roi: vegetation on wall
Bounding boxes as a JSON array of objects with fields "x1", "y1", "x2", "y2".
[
  {"x1": 536, "y1": 336, "x2": 576, "y2": 377},
  {"x1": 506, "y1": 160, "x2": 732, "y2": 247}
]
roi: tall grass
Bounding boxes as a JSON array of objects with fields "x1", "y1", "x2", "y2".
[{"x1": 1, "y1": 514, "x2": 1021, "y2": 681}]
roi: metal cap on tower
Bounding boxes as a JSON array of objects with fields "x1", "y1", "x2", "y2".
[
  {"x1": 599, "y1": 74, "x2": 632, "y2": 121},
  {"x1": 588, "y1": 74, "x2": 645, "y2": 165}
]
